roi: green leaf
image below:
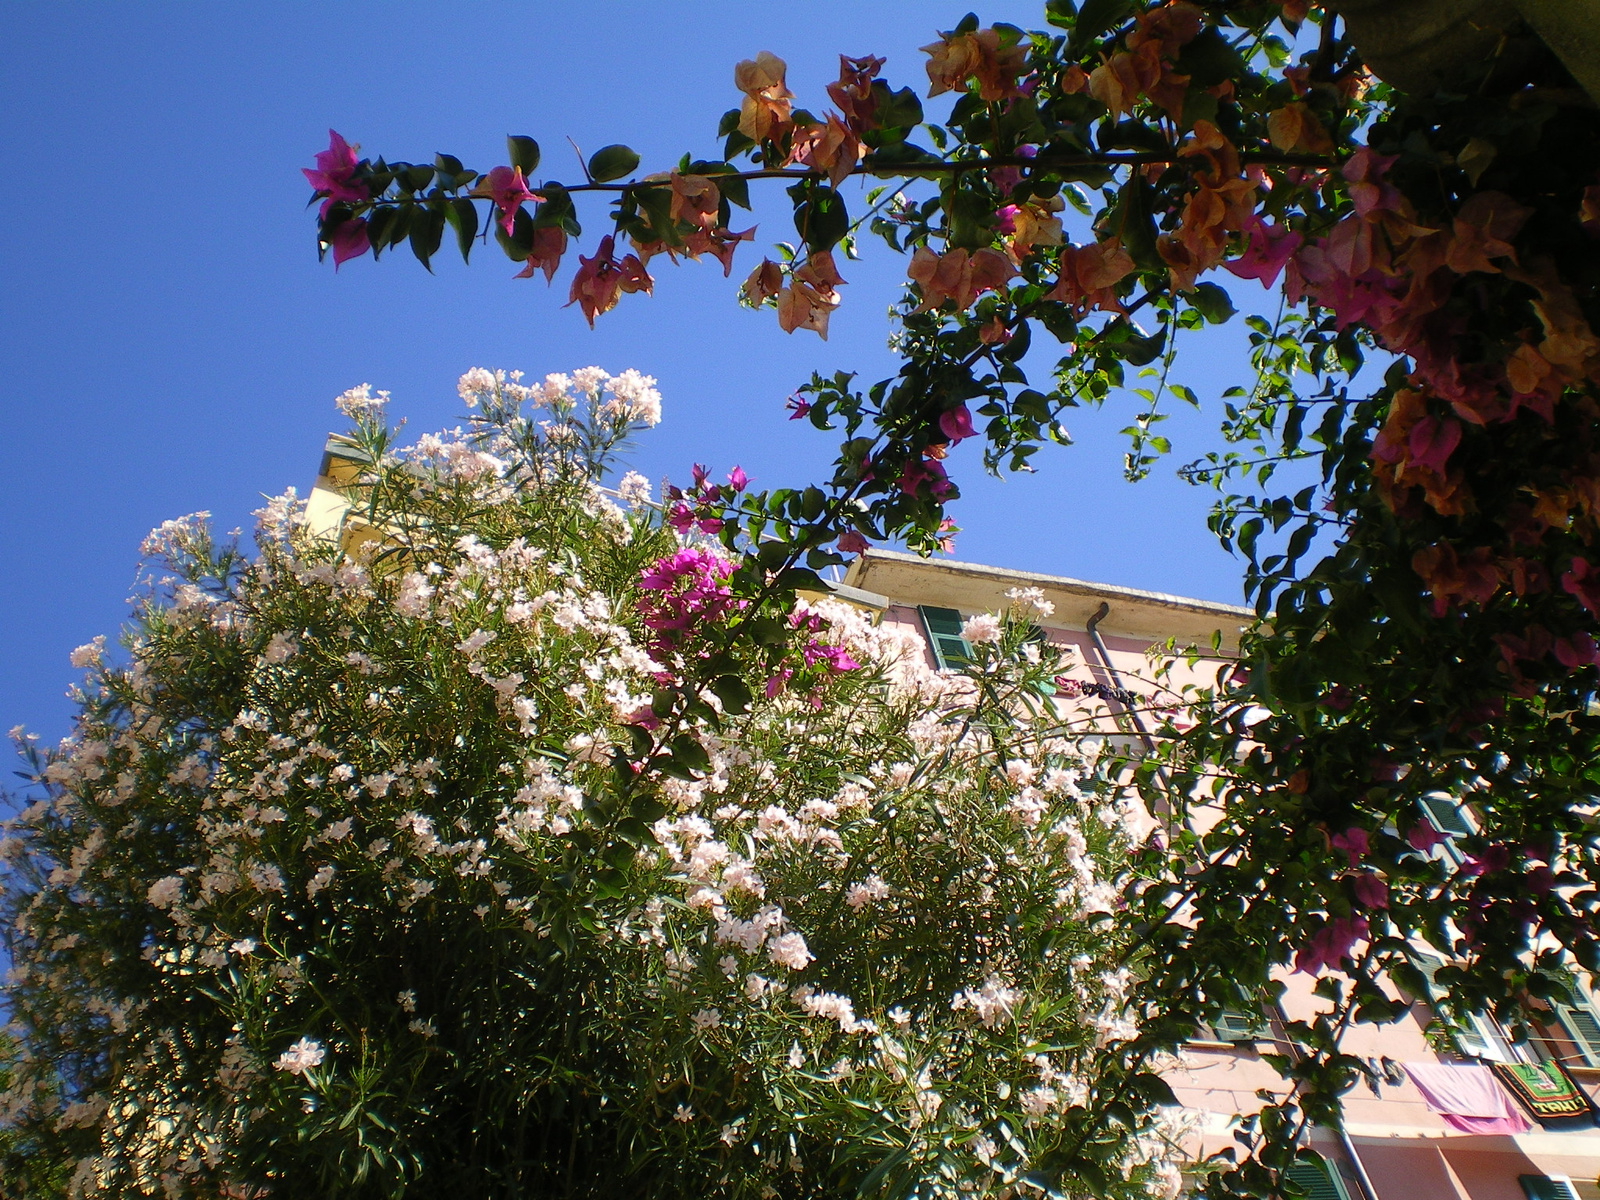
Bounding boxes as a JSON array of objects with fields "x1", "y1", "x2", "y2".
[
  {"x1": 365, "y1": 206, "x2": 396, "y2": 259},
  {"x1": 1101, "y1": 318, "x2": 1166, "y2": 365},
  {"x1": 777, "y1": 567, "x2": 827, "y2": 592},
  {"x1": 876, "y1": 84, "x2": 923, "y2": 131},
  {"x1": 1181, "y1": 87, "x2": 1220, "y2": 130},
  {"x1": 708, "y1": 675, "x2": 753, "y2": 715},
  {"x1": 1037, "y1": 304, "x2": 1079, "y2": 343},
  {"x1": 747, "y1": 616, "x2": 790, "y2": 646},
  {"x1": 1190, "y1": 281, "x2": 1237, "y2": 324},
  {"x1": 533, "y1": 183, "x2": 577, "y2": 232},
  {"x1": 1111, "y1": 175, "x2": 1158, "y2": 269},
  {"x1": 444, "y1": 198, "x2": 478, "y2": 262},
  {"x1": 385, "y1": 203, "x2": 412, "y2": 248},
  {"x1": 409, "y1": 204, "x2": 446, "y2": 271},
  {"x1": 1129, "y1": 1072, "x2": 1178, "y2": 1106},
  {"x1": 588, "y1": 144, "x2": 640, "y2": 182},
  {"x1": 1099, "y1": 119, "x2": 1169, "y2": 154},
  {"x1": 626, "y1": 725, "x2": 654, "y2": 759},
  {"x1": 789, "y1": 183, "x2": 849, "y2": 253},
  {"x1": 506, "y1": 135, "x2": 540, "y2": 176},
  {"x1": 668, "y1": 734, "x2": 711, "y2": 776},
  {"x1": 494, "y1": 207, "x2": 536, "y2": 261},
  {"x1": 799, "y1": 486, "x2": 826, "y2": 521},
  {"x1": 1044, "y1": 0, "x2": 1077, "y2": 29},
  {"x1": 1069, "y1": 0, "x2": 1135, "y2": 51},
  {"x1": 1176, "y1": 26, "x2": 1244, "y2": 88},
  {"x1": 718, "y1": 173, "x2": 751, "y2": 210}
]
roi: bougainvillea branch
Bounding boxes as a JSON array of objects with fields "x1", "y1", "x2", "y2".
[{"x1": 300, "y1": 3, "x2": 1600, "y2": 1196}]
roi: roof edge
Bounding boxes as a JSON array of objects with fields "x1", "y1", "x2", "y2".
[{"x1": 849, "y1": 548, "x2": 1253, "y2": 620}]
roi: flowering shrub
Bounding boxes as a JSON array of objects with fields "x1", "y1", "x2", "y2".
[{"x1": 3, "y1": 372, "x2": 1183, "y2": 1199}]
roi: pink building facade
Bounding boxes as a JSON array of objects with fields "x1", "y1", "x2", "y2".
[{"x1": 839, "y1": 550, "x2": 1600, "y2": 1200}]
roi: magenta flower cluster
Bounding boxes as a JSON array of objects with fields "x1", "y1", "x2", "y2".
[
  {"x1": 638, "y1": 547, "x2": 743, "y2": 650},
  {"x1": 667, "y1": 464, "x2": 748, "y2": 536}
]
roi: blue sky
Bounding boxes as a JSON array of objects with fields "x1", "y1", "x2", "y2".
[{"x1": 1, "y1": 2, "x2": 1279, "y2": 746}]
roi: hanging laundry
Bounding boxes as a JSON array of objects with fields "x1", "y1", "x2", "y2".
[
  {"x1": 1491, "y1": 1061, "x2": 1597, "y2": 1123},
  {"x1": 1402, "y1": 1062, "x2": 1533, "y2": 1134}
]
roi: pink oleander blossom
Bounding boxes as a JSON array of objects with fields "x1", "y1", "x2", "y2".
[
  {"x1": 273, "y1": 1037, "x2": 326, "y2": 1075},
  {"x1": 767, "y1": 931, "x2": 814, "y2": 971}
]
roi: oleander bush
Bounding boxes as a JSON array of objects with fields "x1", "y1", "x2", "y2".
[{"x1": 1, "y1": 370, "x2": 1181, "y2": 1200}]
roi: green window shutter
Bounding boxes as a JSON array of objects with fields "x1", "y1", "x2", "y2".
[
  {"x1": 1415, "y1": 956, "x2": 1507, "y2": 1060},
  {"x1": 1415, "y1": 795, "x2": 1471, "y2": 867},
  {"x1": 1418, "y1": 794, "x2": 1473, "y2": 838},
  {"x1": 1284, "y1": 1160, "x2": 1350, "y2": 1200},
  {"x1": 1211, "y1": 1008, "x2": 1270, "y2": 1044},
  {"x1": 1553, "y1": 989, "x2": 1600, "y2": 1068},
  {"x1": 1520, "y1": 1175, "x2": 1582, "y2": 1200},
  {"x1": 918, "y1": 606, "x2": 973, "y2": 671}
]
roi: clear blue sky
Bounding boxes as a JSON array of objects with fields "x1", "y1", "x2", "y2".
[{"x1": 2, "y1": 2, "x2": 1277, "y2": 746}]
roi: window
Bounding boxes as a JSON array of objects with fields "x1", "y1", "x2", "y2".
[
  {"x1": 917, "y1": 606, "x2": 972, "y2": 671},
  {"x1": 1548, "y1": 972, "x2": 1600, "y2": 1068},
  {"x1": 1201, "y1": 1008, "x2": 1272, "y2": 1045},
  {"x1": 1416, "y1": 793, "x2": 1473, "y2": 865},
  {"x1": 1520, "y1": 1175, "x2": 1583, "y2": 1200},
  {"x1": 1283, "y1": 1159, "x2": 1352, "y2": 1200},
  {"x1": 1413, "y1": 955, "x2": 1512, "y2": 1062}
]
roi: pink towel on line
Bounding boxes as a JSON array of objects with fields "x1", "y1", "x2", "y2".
[{"x1": 1403, "y1": 1062, "x2": 1533, "y2": 1134}]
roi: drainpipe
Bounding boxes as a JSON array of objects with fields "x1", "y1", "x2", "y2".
[
  {"x1": 1335, "y1": 1128, "x2": 1382, "y2": 1200},
  {"x1": 1084, "y1": 601, "x2": 1157, "y2": 756},
  {"x1": 1084, "y1": 601, "x2": 1191, "y2": 831}
]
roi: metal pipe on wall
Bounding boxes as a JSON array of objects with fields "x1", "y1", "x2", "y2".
[
  {"x1": 1336, "y1": 1128, "x2": 1382, "y2": 1200},
  {"x1": 1084, "y1": 601, "x2": 1158, "y2": 756}
]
